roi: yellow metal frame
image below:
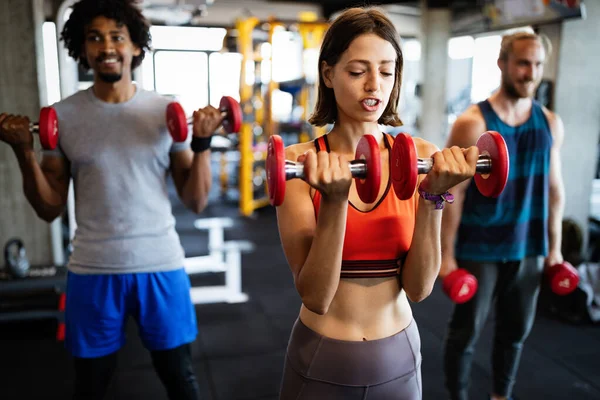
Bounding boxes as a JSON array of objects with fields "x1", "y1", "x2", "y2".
[
  {"x1": 235, "y1": 16, "x2": 264, "y2": 217},
  {"x1": 297, "y1": 20, "x2": 328, "y2": 140},
  {"x1": 234, "y1": 15, "x2": 329, "y2": 217}
]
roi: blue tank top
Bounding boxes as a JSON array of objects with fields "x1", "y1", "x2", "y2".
[{"x1": 455, "y1": 99, "x2": 552, "y2": 262}]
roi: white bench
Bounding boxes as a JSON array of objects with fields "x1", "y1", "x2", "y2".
[{"x1": 183, "y1": 217, "x2": 254, "y2": 304}]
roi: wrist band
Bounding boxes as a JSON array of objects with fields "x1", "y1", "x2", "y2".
[
  {"x1": 417, "y1": 186, "x2": 454, "y2": 210},
  {"x1": 191, "y1": 136, "x2": 212, "y2": 153}
]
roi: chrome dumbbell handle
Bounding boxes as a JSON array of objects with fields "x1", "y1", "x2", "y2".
[
  {"x1": 284, "y1": 159, "x2": 368, "y2": 181},
  {"x1": 416, "y1": 155, "x2": 493, "y2": 175}
]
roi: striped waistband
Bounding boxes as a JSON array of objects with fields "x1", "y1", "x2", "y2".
[{"x1": 341, "y1": 259, "x2": 402, "y2": 279}]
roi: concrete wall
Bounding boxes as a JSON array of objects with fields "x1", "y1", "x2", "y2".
[
  {"x1": 553, "y1": 1, "x2": 600, "y2": 245},
  {"x1": 386, "y1": 9, "x2": 422, "y2": 38},
  {"x1": 447, "y1": 58, "x2": 472, "y2": 105},
  {"x1": 418, "y1": 6, "x2": 451, "y2": 148},
  {"x1": 0, "y1": 0, "x2": 55, "y2": 265},
  {"x1": 538, "y1": 22, "x2": 561, "y2": 83}
]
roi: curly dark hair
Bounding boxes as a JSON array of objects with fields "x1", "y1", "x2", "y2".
[{"x1": 60, "y1": 0, "x2": 151, "y2": 70}]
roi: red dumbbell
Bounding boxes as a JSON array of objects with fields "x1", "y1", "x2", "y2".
[
  {"x1": 390, "y1": 131, "x2": 510, "y2": 200},
  {"x1": 266, "y1": 134, "x2": 382, "y2": 207},
  {"x1": 165, "y1": 96, "x2": 243, "y2": 142},
  {"x1": 16, "y1": 107, "x2": 59, "y2": 150},
  {"x1": 443, "y1": 269, "x2": 478, "y2": 304},
  {"x1": 545, "y1": 261, "x2": 580, "y2": 296}
]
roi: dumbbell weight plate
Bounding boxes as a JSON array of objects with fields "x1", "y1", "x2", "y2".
[
  {"x1": 355, "y1": 134, "x2": 381, "y2": 204},
  {"x1": 391, "y1": 133, "x2": 419, "y2": 200},
  {"x1": 220, "y1": 96, "x2": 242, "y2": 134},
  {"x1": 546, "y1": 261, "x2": 580, "y2": 296},
  {"x1": 39, "y1": 107, "x2": 59, "y2": 150},
  {"x1": 443, "y1": 269, "x2": 478, "y2": 304},
  {"x1": 266, "y1": 135, "x2": 286, "y2": 206},
  {"x1": 166, "y1": 102, "x2": 188, "y2": 142},
  {"x1": 474, "y1": 131, "x2": 509, "y2": 198}
]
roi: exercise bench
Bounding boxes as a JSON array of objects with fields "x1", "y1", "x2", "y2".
[{"x1": 183, "y1": 217, "x2": 254, "y2": 305}]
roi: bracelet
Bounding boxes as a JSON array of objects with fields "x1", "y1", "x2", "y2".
[
  {"x1": 191, "y1": 136, "x2": 212, "y2": 153},
  {"x1": 417, "y1": 186, "x2": 454, "y2": 210}
]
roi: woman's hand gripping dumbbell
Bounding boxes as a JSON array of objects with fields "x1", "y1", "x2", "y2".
[
  {"x1": 266, "y1": 134, "x2": 382, "y2": 206},
  {"x1": 390, "y1": 131, "x2": 510, "y2": 201},
  {"x1": 0, "y1": 108, "x2": 59, "y2": 150},
  {"x1": 166, "y1": 96, "x2": 243, "y2": 143},
  {"x1": 389, "y1": 132, "x2": 507, "y2": 304}
]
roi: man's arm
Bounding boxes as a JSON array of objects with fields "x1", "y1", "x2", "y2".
[
  {"x1": 14, "y1": 149, "x2": 71, "y2": 222},
  {"x1": 169, "y1": 149, "x2": 211, "y2": 214},
  {"x1": 169, "y1": 105, "x2": 222, "y2": 215},
  {"x1": 544, "y1": 110, "x2": 566, "y2": 264},
  {"x1": 440, "y1": 106, "x2": 487, "y2": 276},
  {"x1": 0, "y1": 113, "x2": 70, "y2": 222}
]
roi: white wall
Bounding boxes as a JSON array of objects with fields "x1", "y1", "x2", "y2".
[{"x1": 554, "y1": 1, "x2": 600, "y2": 246}]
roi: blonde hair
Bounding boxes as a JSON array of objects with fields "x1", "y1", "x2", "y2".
[{"x1": 498, "y1": 31, "x2": 552, "y2": 62}]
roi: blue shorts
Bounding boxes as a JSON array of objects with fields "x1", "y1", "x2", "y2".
[{"x1": 65, "y1": 267, "x2": 198, "y2": 358}]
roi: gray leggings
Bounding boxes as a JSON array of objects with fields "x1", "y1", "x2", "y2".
[
  {"x1": 443, "y1": 257, "x2": 544, "y2": 399},
  {"x1": 279, "y1": 318, "x2": 422, "y2": 400}
]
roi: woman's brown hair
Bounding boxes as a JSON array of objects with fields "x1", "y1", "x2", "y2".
[{"x1": 309, "y1": 7, "x2": 404, "y2": 127}]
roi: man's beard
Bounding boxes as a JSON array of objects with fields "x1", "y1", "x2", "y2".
[
  {"x1": 98, "y1": 72, "x2": 122, "y2": 83},
  {"x1": 503, "y1": 80, "x2": 523, "y2": 99},
  {"x1": 502, "y1": 75, "x2": 536, "y2": 100}
]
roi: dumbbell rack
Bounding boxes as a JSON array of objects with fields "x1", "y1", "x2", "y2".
[{"x1": 183, "y1": 217, "x2": 254, "y2": 304}]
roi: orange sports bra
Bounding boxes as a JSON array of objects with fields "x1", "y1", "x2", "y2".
[{"x1": 312, "y1": 134, "x2": 419, "y2": 279}]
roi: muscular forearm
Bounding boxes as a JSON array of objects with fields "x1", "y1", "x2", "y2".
[
  {"x1": 402, "y1": 197, "x2": 443, "y2": 302},
  {"x1": 13, "y1": 147, "x2": 65, "y2": 221},
  {"x1": 548, "y1": 184, "x2": 565, "y2": 253},
  {"x1": 296, "y1": 198, "x2": 347, "y2": 314},
  {"x1": 180, "y1": 150, "x2": 212, "y2": 214}
]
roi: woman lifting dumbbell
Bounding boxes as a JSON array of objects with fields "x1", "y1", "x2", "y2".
[
  {"x1": 270, "y1": 7, "x2": 480, "y2": 400},
  {"x1": 268, "y1": 112, "x2": 514, "y2": 305}
]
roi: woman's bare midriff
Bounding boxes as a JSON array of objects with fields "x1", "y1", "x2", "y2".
[{"x1": 299, "y1": 276, "x2": 413, "y2": 341}]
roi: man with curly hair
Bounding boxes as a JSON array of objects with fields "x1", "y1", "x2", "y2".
[{"x1": 0, "y1": 0, "x2": 220, "y2": 398}]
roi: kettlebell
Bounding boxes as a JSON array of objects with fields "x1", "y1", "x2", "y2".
[{"x1": 4, "y1": 238, "x2": 30, "y2": 278}]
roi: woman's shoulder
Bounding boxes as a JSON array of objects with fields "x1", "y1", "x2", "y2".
[
  {"x1": 411, "y1": 136, "x2": 440, "y2": 158},
  {"x1": 284, "y1": 140, "x2": 319, "y2": 160}
]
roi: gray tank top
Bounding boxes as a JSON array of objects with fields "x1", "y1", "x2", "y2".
[{"x1": 44, "y1": 85, "x2": 191, "y2": 274}]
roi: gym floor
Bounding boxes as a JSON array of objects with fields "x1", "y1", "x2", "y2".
[{"x1": 1, "y1": 169, "x2": 600, "y2": 400}]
